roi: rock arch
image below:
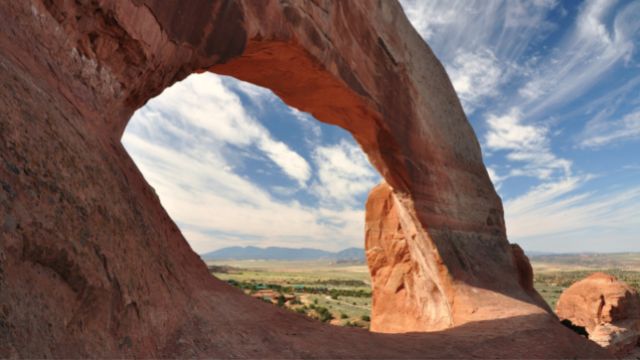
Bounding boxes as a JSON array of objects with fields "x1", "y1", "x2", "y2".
[{"x1": 0, "y1": 0, "x2": 604, "y2": 357}]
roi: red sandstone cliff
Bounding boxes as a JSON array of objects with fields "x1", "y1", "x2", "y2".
[{"x1": 0, "y1": 0, "x2": 607, "y2": 358}]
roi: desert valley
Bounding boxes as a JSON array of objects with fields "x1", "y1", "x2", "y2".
[
  {"x1": 203, "y1": 248, "x2": 640, "y2": 356},
  {"x1": 1, "y1": 0, "x2": 639, "y2": 358}
]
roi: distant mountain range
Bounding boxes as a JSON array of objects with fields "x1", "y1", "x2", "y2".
[
  {"x1": 200, "y1": 246, "x2": 365, "y2": 262},
  {"x1": 524, "y1": 251, "x2": 558, "y2": 257},
  {"x1": 200, "y1": 247, "x2": 588, "y2": 262}
]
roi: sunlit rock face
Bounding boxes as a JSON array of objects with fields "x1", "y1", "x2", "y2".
[
  {"x1": 557, "y1": 273, "x2": 640, "y2": 356},
  {"x1": 0, "y1": 0, "x2": 607, "y2": 358},
  {"x1": 364, "y1": 182, "x2": 554, "y2": 333},
  {"x1": 365, "y1": 182, "x2": 452, "y2": 333}
]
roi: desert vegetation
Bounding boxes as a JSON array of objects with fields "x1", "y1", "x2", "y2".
[
  {"x1": 534, "y1": 269, "x2": 640, "y2": 308},
  {"x1": 209, "y1": 260, "x2": 372, "y2": 328},
  {"x1": 209, "y1": 254, "x2": 640, "y2": 327}
]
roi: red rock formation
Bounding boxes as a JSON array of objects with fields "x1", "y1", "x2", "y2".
[
  {"x1": 364, "y1": 183, "x2": 555, "y2": 333},
  {"x1": 557, "y1": 272, "x2": 640, "y2": 356},
  {"x1": 365, "y1": 182, "x2": 452, "y2": 333},
  {"x1": 0, "y1": 0, "x2": 607, "y2": 358}
]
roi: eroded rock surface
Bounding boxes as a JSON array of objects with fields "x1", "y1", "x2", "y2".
[
  {"x1": 557, "y1": 272, "x2": 640, "y2": 356},
  {"x1": 365, "y1": 182, "x2": 452, "y2": 333},
  {"x1": 0, "y1": 0, "x2": 607, "y2": 358}
]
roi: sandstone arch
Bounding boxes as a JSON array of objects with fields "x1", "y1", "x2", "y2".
[{"x1": 0, "y1": 0, "x2": 606, "y2": 357}]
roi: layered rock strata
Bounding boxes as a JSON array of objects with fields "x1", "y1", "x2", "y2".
[{"x1": 0, "y1": 0, "x2": 606, "y2": 357}]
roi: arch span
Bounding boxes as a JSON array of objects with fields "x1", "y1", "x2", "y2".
[{"x1": 0, "y1": 0, "x2": 605, "y2": 357}]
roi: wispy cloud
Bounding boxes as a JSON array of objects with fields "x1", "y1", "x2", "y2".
[
  {"x1": 400, "y1": 0, "x2": 557, "y2": 58},
  {"x1": 579, "y1": 109, "x2": 640, "y2": 148},
  {"x1": 310, "y1": 140, "x2": 379, "y2": 207},
  {"x1": 400, "y1": 0, "x2": 640, "y2": 252},
  {"x1": 520, "y1": 0, "x2": 640, "y2": 117},
  {"x1": 400, "y1": 0, "x2": 557, "y2": 113},
  {"x1": 448, "y1": 50, "x2": 505, "y2": 113},
  {"x1": 134, "y1": 73, "x2": 312, "y2": 186},
  {"x1": 289, "y1": 108, "x2": 323, "y2": 146},
  {"x1": 121, "y1": 2, "x2": 640, "y2": 254},
  {"x1": 504, "y1": 177, "x2": 640, "y2": 251},
  {"x1": 484, "y1": 108, "x2": 571, "y2": 181},
  {"x1": 123, "y1": 73, "x2": 378, "y2": 253}
]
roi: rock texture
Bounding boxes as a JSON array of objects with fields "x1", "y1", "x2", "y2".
[
  {"x1": 365, "y1": 182, "x2": 452, "y2": 333},
  {"x1": 557, "y1": 272, "x2": 640, "y2": 356},
  {"x1": 0, "y1": 0, "x2": 607, "y2": 358},
  {"x1": 364, "y1": 182, "x2": 553, "y2": 333}
]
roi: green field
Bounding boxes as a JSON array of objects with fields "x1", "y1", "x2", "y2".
[
  {"x1": 209, "y1": 260, "x2": 371, "y2": 286},
  {"x1": 208, "y1": 260, "x2": 372, "y2": 328},
  {"x1": 207, "y1": 253, "x2": 640, "y2": 327}
]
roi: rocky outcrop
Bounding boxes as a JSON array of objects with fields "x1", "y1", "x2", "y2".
[
  {"x1": 364, "y1": 182, "x2": 554, "y2": 333},
  {"x1": 557, "y1": 272, "x2": 640, "y2": 356},
  {"x1": 365, "y1": 182, "x2": 452, "y2": 333},
  {"x1": 0, "y1": 0, "x2": 607, "y2": 358}
]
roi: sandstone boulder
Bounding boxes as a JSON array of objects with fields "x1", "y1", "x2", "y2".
[{"x1": 557, "y1": 272, "x2": 640, "y2": 356}]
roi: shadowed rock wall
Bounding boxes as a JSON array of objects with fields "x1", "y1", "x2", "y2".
[{"x1": 0, "y1": 0, "x2": 606, "y2": 357}]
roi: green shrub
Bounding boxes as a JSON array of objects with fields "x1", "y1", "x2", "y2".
[{"x1": 314, "y1": 306, "x2": 334, "y2": 322}]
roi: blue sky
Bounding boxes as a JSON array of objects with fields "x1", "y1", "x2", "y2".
[{"x1": 123, "y1": 0, "x2": 640, "y2": 254}]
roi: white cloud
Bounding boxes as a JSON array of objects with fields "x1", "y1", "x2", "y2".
[
  {"x1": 519, "y1": 0, "x2": 640, "y2": 116},
  {"x1": 222, "y1": 76, "x2": 276, "y2": 111},
  {"x1": 311, "y1": 140, "x2": 379, "y2": 207},
  {"x1": 398, "y1": 0, "x2": 640, "y2": 253},
  {"x1": 505, "y1": 176, "x2": 640, "y2": 251},
  {"x1": 131, "y1": 73, "x2": 311, "y2": 186},
  {"x1": 399, "y1": 0, "x2": 462, "y2": 41},
  {"x1": 400, "y1": 0, "x2": 555, "y2": 59},
  {"x1": 256, "y1": 135, "x2": 310, "y2": 187},
  {"x1": 400, "y1": 0, "x2": 557, "y2": 113},
  {"x1": 486, "y1": 166, "x2": 505, "y2": 189},
  {"x1": 579, "y1": 109, "x2": 640, "y2": 148},
  {"x1": 123, "y1": 125, "x2": 368, "y2": 254},
  {"x1": 400, "y1": 0, "x2": 640, "y2": 119},
  {"x1": 484, "y1": 108, "x2": 571, "y2": 180},
  {"x1": 504, "y1": 0, "x2": 558, "y2": 28},
  {"x1": 123, "y1": 73, "x2": 378, "y2": 253},
  {"x1": 289, "y1": 108, "x2": 322, "y2": 145},
  {"x1": 120, "y1": 3, "x2": 640, "y2": 255},
  {"x1": 448, "y1": 50, "x2": 504, "y2": 113},
  {"x1": 486, "y1": 109, "x2": 547, "y2": 150},
  {"x1": 518, "y1": 80, "x2": 546, "y2": 101}
]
